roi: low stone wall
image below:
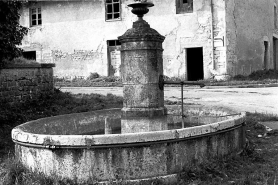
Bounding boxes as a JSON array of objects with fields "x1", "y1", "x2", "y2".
[{"x1": 0, "y1": 63, "x2": 55, "y2": 103}]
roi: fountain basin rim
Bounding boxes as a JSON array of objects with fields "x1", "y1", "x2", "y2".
[
  {"x1": 13, "y1": 123, "x2": 243, "y2": 149},
  {"x1": 12, "y1": 112, "x2": 246, "y2": 147}
]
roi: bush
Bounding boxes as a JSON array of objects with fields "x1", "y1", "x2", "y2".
[
  {"x1": 1, "y1": 156, "x2": 55, "y2": 185},
  {"x1": 248, "y1": 69, "x2": 278, "y2": 80},
  {"x1": 232, "y1": 74, "x2": 247, "y2": 81},
  {"x1": 163, "y1": 75, "x2": 184, "y2": 82},
  {"x1": 101, "y1": 76, "x2": 120, "y2": 82},
  {"x1": 53, "y1": 76, "x2": 65, "y2": 82},
  {"x1": 232, "y1": 69, "x2": 278, "y2": 81},
  {"x1": 87, "y1": 72, "x2": 100, "y2": 80},
  {"x1": 6, "y1": 57, "x2": 38, "y2": 65},
  {"x1": 0, "y1": 1, "x2": 28, "y2": 67}
]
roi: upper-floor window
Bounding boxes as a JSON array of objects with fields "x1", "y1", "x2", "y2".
[
  {"x1": 275, "y1": 5, "x2": 277, "y2": 29},
  {"x1": 176, "y1": 0, "x2": 193, "y2": 14},
  {"x1": 105, "y1": 0, "x2": 121, "y2": 21},
  {"x1": 30, "y1": 7, "x2": 42, "y2": 26},
  {"x1": 108, "y1": 40, "x2": 121, "y2": 46}
]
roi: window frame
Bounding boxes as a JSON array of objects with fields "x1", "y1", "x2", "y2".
[
  {"x1": 107, "y1": 40, "x2": 121, "y2": 47},
  {"x1": 30, "y1": 7, "x2": 42, "y2": 27},
  {"x1": 105, "y1": 0, "x2": 121, "y2": 21},
  {"x1": 23, "y1": 51, "x2": 37, "y2": 60},
  {"x1": 107, "y1": 39, "x2": 121, "y2": 76},
  {"x1": 176, "y1": 0, "x2": 193, "y2": 14}
]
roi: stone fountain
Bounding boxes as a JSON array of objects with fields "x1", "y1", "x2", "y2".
[
  {"x1": 119, "y1": 2, "x2": 167, "y2": 134},
  {"x1": 12, "y1": 2, "x2": 246, "y2": 184}
]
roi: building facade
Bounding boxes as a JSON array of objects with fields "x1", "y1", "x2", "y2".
[{"x1": 19, "y1": 0, "x2": 278, "y2": 80}]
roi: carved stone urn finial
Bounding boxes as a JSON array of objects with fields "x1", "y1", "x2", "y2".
[{"x1": 128, "y1": 1, "x2": 154, "y2": 20}]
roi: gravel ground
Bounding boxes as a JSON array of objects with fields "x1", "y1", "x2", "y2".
[{"x1": 60, "y1": 86, "x2": 278, "y2": 115}]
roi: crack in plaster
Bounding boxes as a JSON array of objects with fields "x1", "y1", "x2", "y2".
[
  {"x1": 164, "y1": 17, "x2": 181, "y2": 42},
  {"x1": 163, "y1": 17, "x2": 184, "y2": 77},
  {"x1": 96, "y1": 38, "x2": 105, "y2": 65},
  {"x1": 176, "y1": 54, "x2": 183, "y2": 77}
]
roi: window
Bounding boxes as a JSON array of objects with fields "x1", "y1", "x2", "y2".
[
  {"x1": 23, "y1": 51, "x2": 36, "y2": 60},
  {"x1": 275, "y1": 5, "x2": 277, "y2": 29},
  {"x1": 30, "y1": 7, "x2": 42, "y2": 26},
  {"x1": 107, "y1": 40, "x2": 121, "y2": 76},
  {"x1": 105, "y1": 0, "x2": 121, "y2": 21},
  {"x1": 107, "y1": 40, "x2": 121, "y2": 46},
  {"x1": 264, "y1": 41, "x2": 269, "y2": 69},
  {"x1": 273, "y1": 37, "x2": 278, "y2": 70},
  {"x1": 176, "y1": 0, "x2": 193, "y2": 14}
]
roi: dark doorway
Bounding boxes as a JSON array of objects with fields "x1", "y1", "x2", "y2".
[
  {"x1": 107, "y1": 40, "x2": 121, "y2": 76},
  {"x1": 264, "y1": 41, "x2": 269, "y2": 69},
  {"x1": 23, "y1": 51, "x2": 36, "y2": 60},
  {"x1": 186, "y1": 47, "x2": 204, "y2": 81},
  {"x1": 273, "y1": 37, "x2": 278, "y2": 70}
]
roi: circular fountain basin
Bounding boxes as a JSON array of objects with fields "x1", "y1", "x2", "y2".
[{"x1": 12, "y1": 105, "x2": 246, "y2": 184}]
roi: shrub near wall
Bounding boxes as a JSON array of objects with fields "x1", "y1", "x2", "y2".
[{"x1": 0, "y1": 63, "x2": 55, "y2": 103}]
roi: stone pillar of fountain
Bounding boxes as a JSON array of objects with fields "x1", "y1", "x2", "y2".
[{"x1": 118, "y1": 2, "x2": 167, "y2": 134}]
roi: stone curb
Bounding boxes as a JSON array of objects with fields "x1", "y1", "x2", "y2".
[
  {"x1": 97, "y1": 174, "x2": 178, "y2": 185},
  {"x1": 203, "y1": 83, "x2": 278, "y2": 89},
  {"x1": 56, "y1": 83, "x2": 278, "y2": 89}
]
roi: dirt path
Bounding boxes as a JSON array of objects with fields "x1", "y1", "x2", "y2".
[{"x1": 60, "y1": 86, "x2": 278, "y2": 115}]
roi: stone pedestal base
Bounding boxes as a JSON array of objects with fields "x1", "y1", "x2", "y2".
[{"x1": 121, "y1": 107, "x2": 167, "y2": 133}]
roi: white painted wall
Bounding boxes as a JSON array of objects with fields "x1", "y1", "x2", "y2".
[{"x1": 19, "y1": 0, "x2": 217, "y2": 80}]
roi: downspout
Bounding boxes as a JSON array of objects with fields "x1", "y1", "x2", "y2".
[
  {"x1": 224, "y1": 0, "x2": 228, "y2": 76},
  {"x1": 211, "y1": 0, "x2": 215, "y2": 71}
]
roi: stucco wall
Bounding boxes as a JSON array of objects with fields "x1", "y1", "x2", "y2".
[
  {"x1": 19, "y1": 0, "x2": 216, "y2": 80},
  {"x1": 211, "y1": 0, "x2": 227, "y2": 76},
  {"x1": 0, "y1": 64, "x2": 55, "y2": 103},
  {"x1": 149, "y1": 0, "x2": 214, "y2": 79},
  {"x1": 226, "y1": 0, "x2": 278, "y2": 76}
]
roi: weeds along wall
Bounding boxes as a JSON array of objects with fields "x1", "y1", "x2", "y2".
[{"x1": 0, "y1": 63, "x2": 55, "y2": 103}]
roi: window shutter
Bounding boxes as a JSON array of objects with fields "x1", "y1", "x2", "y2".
[{"x1": 176, "y1": 0, "x2": 181, "y2": 14}]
